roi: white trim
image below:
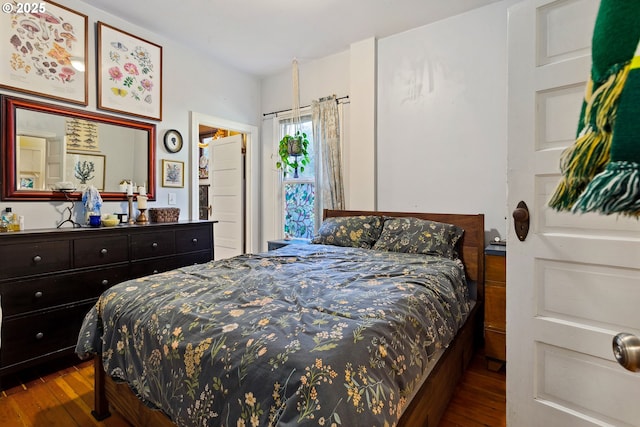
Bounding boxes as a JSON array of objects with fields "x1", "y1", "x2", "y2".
[{"x1": 190, "y1": 111, "x2": 259, "y2": 254}]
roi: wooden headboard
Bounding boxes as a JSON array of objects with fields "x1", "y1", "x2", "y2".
[{"x1": 323, "y1": 209, "x2": 485, "y2": 301}]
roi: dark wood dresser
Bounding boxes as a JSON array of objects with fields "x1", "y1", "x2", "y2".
[{"x1": 0, "y1": 221, "x2": 215, "y2": 379}]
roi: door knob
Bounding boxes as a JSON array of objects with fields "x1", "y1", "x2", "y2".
[
  {"x1": 613, "y1": 333, "x2": 640, "y2": 372},
  {"x1": 512, "y1": 201, "x2": 530, "y2": 241}
]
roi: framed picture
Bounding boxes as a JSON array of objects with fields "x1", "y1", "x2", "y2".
[
  {"x1": 97, "y1": 22, "x2": 162, "y2": 121},
  {"x1": 19, "y1": 176, "x2": 35, "y2": 189},
  {"x1": 0, "y1": 1, "x2": 88, "y2": 105},
  {"x1": 65, "y1": 118, "x2": 99, "y2": 152},
  {"x1": 162, "y1": 159, "x2": 184, "y2": 188},
  {"x1": 65, "y1": 153, "x2": 106, "y2": 191}
]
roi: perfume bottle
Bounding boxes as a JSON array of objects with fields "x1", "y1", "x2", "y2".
[
  {"x1": 1, "y1": 207, "x2": 14, "y2": 232},
  {"x1": 8, "y1": 212, "x2": 20, "y2": 231}
]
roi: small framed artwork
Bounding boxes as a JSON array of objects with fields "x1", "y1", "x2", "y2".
[
  {"x1": 65, "y1": 118, "x2": 99, "y2": 152},
  {"x1": 97, "y1": 22, "x2": 163, "y2": 120},
  {"x1": 65, "y1": 153, "x2": 106, "y2": 191},
  {"x1": 162, "y1": 159, "x2": 184, "y2": 188},
  {"x1": 0, "y1": 1, "x2": 88, "y2": 105},
  {"x1": 19, "y1": 176, "x2": 35, "y2": 189}
]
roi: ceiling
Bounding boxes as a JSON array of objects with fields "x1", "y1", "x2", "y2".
[{"x1": 79, "y1": 0, "x2": 500, "y2": 77}]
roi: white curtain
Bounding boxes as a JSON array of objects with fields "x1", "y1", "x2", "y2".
[{"x1": 312, "y1": 95, "x2": 344, "y2": 225}]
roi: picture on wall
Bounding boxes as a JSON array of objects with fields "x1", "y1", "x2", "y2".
[
  {"x1": 19, "y1": 176, "x2": 35, "y2": 189},
  {"x1": 65, "y1": 153, "x2": 106, "y2": 191},
  {"x1": 66, "y1": 118, "x2": 99, "y2": 151},
  {"x1": 0, "y1": 1, "x2": 88, "y2": 105},
  {"x1": 162, "y1": 159, "x2": 184, "y2": 188},
  {"x1": 97, "y1": 22, "x2": 162, "y2": 121}
]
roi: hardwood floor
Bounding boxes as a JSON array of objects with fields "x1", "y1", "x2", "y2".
[
  {"x1": 0, "y1": 357, "x2": 129, "y2": 427},
  {"x1": 0, "y1": 351, "x2": 505, "y2": 427},
  {"x1": 438, "y1": 353, "x2": 506, "y2": 427}
]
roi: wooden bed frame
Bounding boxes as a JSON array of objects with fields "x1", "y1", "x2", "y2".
[{"x1": 92, "y1": 209, "x2": 485, "y2": 427}]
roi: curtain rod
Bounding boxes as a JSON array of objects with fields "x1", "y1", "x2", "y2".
[{"x1": 262, "y1": 95, "x2": 349, "y2": 117}]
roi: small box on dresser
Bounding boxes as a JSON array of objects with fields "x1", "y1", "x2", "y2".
[
  {"x1": 484, "y1": 243, "x2": 506, "y2": 371},
  {"x1": 0, "y1": 221, "x2": 215, "y2": 383}
]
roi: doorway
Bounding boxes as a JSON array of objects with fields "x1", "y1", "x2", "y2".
[{"x1": 190, "y1": 112, "x2": 259, "y2": 255}]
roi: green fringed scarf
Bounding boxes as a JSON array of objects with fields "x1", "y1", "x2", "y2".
[{"x1": 548, "y1": 0, "x2": 640, "y2": 216}]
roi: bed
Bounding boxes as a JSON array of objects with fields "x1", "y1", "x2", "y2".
[{"x1": 76, "y1": 209, "x2": 485, "y2": 427}]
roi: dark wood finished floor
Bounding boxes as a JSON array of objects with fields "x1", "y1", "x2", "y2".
[{"x1": 0, "y1": 351, "x2": 505, "y2": 427}]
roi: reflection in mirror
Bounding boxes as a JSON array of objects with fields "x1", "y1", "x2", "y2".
[{"x1": 2, "y1": 95, "x2": 155, "y2": 201}]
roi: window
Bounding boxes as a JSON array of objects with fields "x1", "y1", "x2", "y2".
[{"x1": 278, "y1": 114, "x2": 316, "y2": 239}]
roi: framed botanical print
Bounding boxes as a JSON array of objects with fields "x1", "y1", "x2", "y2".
[
  {"x1": 65, "y1": 153, "x2": 106, "y2": 191},
  {"x1": 0, "y1": 1, "x2": 88, "y2": 105},
  {"x1": 97, "y1": 22, "x2": 162, "y2": 121},
  {"x1": 162, "y1": 159, "x2": 184, "y2": 188}
]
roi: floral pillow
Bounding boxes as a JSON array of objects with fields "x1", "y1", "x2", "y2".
[
  {"x1": 372, "y1": 217, "x2": 464, "y2": 259},
  {"x1": 311, "y1": 216, "x2": 385, "y2": 249}
]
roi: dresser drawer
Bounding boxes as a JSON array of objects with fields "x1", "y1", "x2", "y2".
[
  {"x1": 485, "y1": 254, "x2": 506, "y2": 283},
  {"x1": 74, "y1": 235, "x2": 129, "y2": 268},
  {"x1": 175, "y1": 225, "x2": 212, "y2": 253},
  {"x1": 0, "y1": 265, "x2": 129, "y2": 317},
  {"x1": 130, "y1": 255, "x2": 181, "y2": 278},
  {"x1": 131, "y1": 231, "x2": 175, "y2": 260},
  {"x1": 130, "y1": 249, "x2": 214, "y2": 278},
  {"x1": 485, "y1": 284, "x2": 506, "y2": 330},
  {"x1": 0, "y1": 240, "x2": 71, "y2": 279},
  {"x1": 174, "y1": 250, "x2": 214, "y2": 267},
  {"x1": 1, "y1": 302, "x2": 94, "y2": 369}
]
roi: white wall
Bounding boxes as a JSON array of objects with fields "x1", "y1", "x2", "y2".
[
  {"x1": 0, "y1": 0, "x2": 260, "y2": 229},
  {"x1": 377, "y1": 1, "x2": 509, "y2": 240},
  {"x1": 260, "y1": 2, "x2": 510, "y2": 242}
]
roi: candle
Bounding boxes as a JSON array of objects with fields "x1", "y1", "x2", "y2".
[
  {"x1": 127, "y1": 183, "x2": 133, "y2": 196},
  {"x1": 137, "y1": 195, "x2": 147, "y2": 209},
  {"x1": 138, "y1": 185, "x2": 146, "y2": 196}
]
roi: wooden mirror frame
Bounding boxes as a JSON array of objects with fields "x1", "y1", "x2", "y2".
[{"x1": 1, "y1": 95, "x2": 156, "y2": 201}]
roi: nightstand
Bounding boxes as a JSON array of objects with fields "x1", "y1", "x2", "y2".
[
  {"x1": 484, "y1": 244, "x2": 506, "y2": 371},
  {"x1": 267, "y1": 238, "x2": 310, "y2": 251}
]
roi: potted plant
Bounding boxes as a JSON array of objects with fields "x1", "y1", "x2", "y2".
[{"x1": 276, "y1": 130, "x2": 310, "y2": 178}]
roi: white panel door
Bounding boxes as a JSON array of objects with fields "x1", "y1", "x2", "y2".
[
  {"x1": 507, "y1": 1, "x2": 640, "y2": 426},
  {"x1": 17, "y1": 135, "x2": 46, "y2": 190},
  {"x1": 46, "y1": 137, "x2": 64, "y2": 188},
  {"x1": 209, "y1": 134, "x2": 243, "y2": 260}
]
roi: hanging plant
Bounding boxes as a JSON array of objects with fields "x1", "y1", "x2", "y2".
[{"x1": 276, "y1": 130, "x2": 309, "y2": 178}]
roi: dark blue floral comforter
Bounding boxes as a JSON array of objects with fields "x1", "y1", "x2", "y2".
[{"x1": 76, "y1": 244, "x2": 471, "y2": 427}]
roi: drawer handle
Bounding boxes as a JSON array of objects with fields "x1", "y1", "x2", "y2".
[
  {"x1": 192, "y1": 238, "x2": 198, "y2": 245},
  {"x1": 100, "y1": 248, "x2": 108, "y2": 255},
  {"x1": 34, "y1": 291, "x2": 43, "y2": 298},
  {"x1": 35, "y1": 332, "x2": 44, "y2": 340},
  {"x1": 152, "y1": 242, "x2": 158, "y2": 248},
  {"x1": 101, "y1": 279, "x2": 109, "y2": 286},
  {"x1": 33, "y1": 255, "x2": 42, "y2": 263}
]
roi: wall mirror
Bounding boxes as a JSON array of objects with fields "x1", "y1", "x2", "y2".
[{"x1": 1, "y1": 95, "x2": 155, "y2": 201}]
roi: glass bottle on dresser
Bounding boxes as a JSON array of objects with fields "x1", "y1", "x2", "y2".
[{"x1": 1, "y1": 207, "x2": 14, "y2": 231}]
